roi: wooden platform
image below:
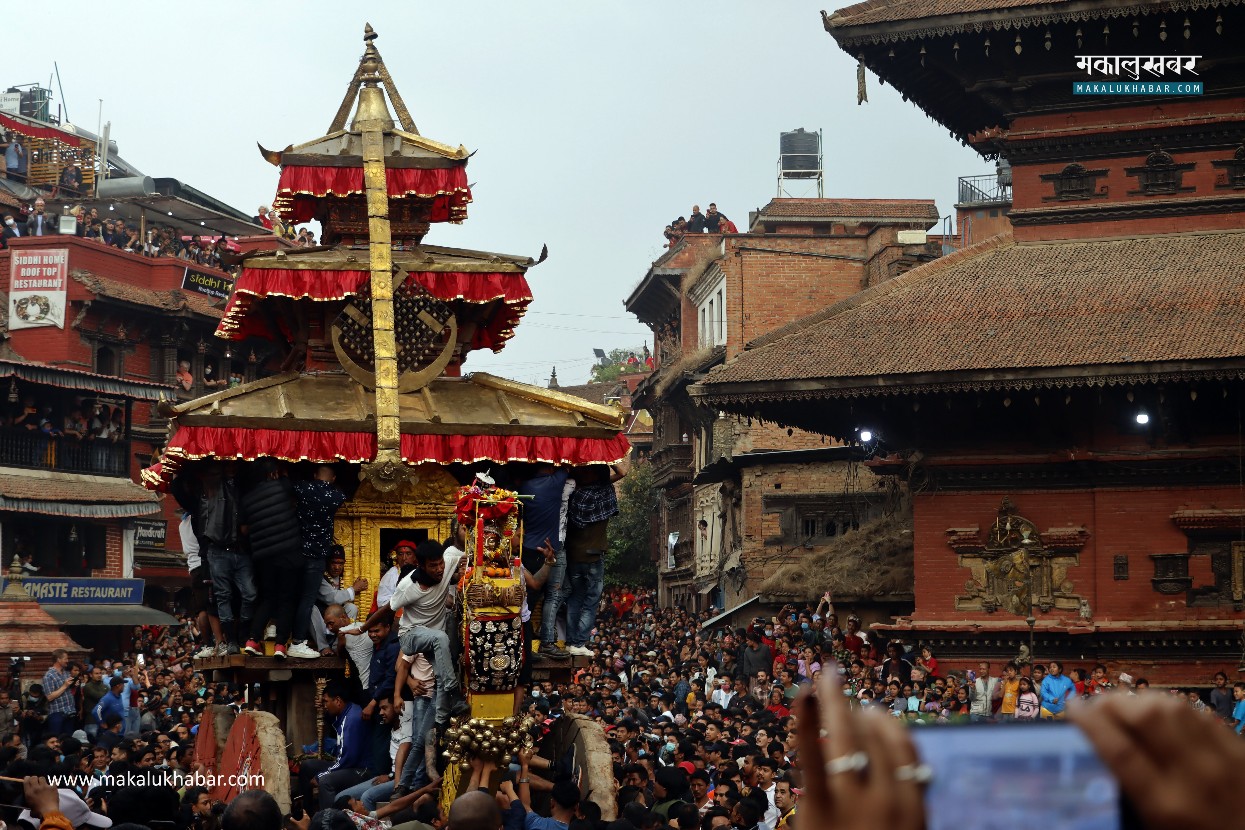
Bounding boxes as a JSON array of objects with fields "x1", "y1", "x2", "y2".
[{"x1": 194, "y1": 654, "x2": 345, "y2": 672}]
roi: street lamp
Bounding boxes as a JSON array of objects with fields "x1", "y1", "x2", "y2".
[{"x1": 1021, "y1": 533, "x2": 1038, "y2": 664}]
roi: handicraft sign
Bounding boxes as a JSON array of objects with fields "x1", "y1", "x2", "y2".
[
  {"x1": 134, "y1": 519, "x2": 167, "y2": 550},
  {"x1": 946, "y1": 498, "x2": 1088, "y2": 615},
  {"x1": 8, "y1": 248, "x2": 68, "y2": 330}
]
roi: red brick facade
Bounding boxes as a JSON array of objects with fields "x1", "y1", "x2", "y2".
[{"x1": 629, "y1": 202, "x2": 935, "y2": 608}]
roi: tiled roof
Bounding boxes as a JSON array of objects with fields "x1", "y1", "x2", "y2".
[
  {"x1": 556, "y1": 382, "x2": 621, "y2": 407},
  {"x1": 73, "y1": 271, "x2": 224, "y2": 319},
  {"x1": 699, "y1": 230, "x2": 1245, "y2": 392},
  {"x1": 827, "y1": 0, "x2": 1069, "y2": 29},
  {"x1": 757, "y1": 198, "x2": 939, "y2": 222},
  {"x1": 0, "y1": 472, "x2": 159, "y2": 504}
]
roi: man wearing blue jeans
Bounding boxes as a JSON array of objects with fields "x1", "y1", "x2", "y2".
[
  {"x1": 197, "y1": 463, "x2": 255, "y2": 655},
  {"x1": 562, "y1": 460, "x2": 627, "y2": 658},
  {"x1": 391, "y1": 626, "x2": 455, "y2": 796},
  {"x1": 517, "y1": 465, "x2": 570, "y2": 660}
]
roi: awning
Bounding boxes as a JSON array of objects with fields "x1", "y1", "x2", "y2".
[
  {"x1": 0, "y1": 472, "x2": 162, "y2": 518},
  {"x1": 45, "y1": 604, "x2": 181, "y2": 626},
  {"x1": 0, "y1": 359, "x2": 173, "y2": 401},
  {"x1": 699, "y1": 595, "x2": 761, "y2": 630},
  {"x1": 698, "y1": 583, "x2": 716, "y2": 595}
]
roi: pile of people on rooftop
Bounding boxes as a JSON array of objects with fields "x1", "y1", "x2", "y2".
[{"x1": 663, "y1": 204, "x2": 738, "y2": 248}]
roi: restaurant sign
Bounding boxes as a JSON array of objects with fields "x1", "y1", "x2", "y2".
[
  {"x1": 0, "y1": 577, "x2": 144, "y2": 605},
  {"x1": 9, "y1": 248, "x2": 68, "y2": 330},
  {"x1": 182, "y1": 268, "x2": 235, "y2": 301}
]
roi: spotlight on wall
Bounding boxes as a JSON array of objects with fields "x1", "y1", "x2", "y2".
[
  {"x1": 1135, "y1": 411, "x2": 1150, "y2": 425},
  {"x1": 858, "y1": 429, "x2": 874, "y2": 443}
]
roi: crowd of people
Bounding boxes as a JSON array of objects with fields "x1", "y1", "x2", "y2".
[
  {"x1": 0, "y1": 196, "x2": 242, "y2": 273},
  {"x1": 662, "y1": 204, "x2": 738, "y2": 248},
  {"x1": 2, "y1": 455, "x2": 1244, "y2": 830},
  {"x1": 5, "y1": 392, "x2": 128, "y2": 475}
]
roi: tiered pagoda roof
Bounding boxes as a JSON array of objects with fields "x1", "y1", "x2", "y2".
[{"x1": 143, "y1": 26, "x2": 628, "y2": 489}]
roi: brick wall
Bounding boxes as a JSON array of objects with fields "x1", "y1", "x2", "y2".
[
  {"x1": 738, "y1": 459, "x2": 867, "y2": 596},
  {"x1": 910, "y1": 485, "x2": 1245, "y2": 623}
]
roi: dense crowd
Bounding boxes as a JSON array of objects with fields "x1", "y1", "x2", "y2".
[{"x1": 3, "y1": 458, "x2": 1244, "y2": 830}]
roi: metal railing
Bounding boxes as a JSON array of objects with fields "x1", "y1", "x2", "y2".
[
  {"x1": 957, "y1": 174, "x2": 1011, "y2": 206},
  {"x1": 0, "y1": 430, "x2": 130, "y2": 477}
]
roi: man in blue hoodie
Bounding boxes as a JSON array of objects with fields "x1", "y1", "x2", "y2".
[{"x1": 298, "y1": 681, "x2": 373, "y2": 808}]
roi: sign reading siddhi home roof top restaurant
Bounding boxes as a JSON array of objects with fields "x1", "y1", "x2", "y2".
[
  {"x1": 8, "y1": 248, "x2": 67, "y2": 330},
  {"x1": 0, "y1": 577, "x2": 144, "y2": 604},
  {"x1": 182, "y1": 267, "x2": 234, "y2": 301}
]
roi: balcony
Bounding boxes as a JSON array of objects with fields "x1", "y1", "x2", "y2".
[
  {"x1": 0, "y1": 430, "x2": 130, "y2": 477},
  {"x1": 651, "y1": 443, "x2": 693, "y2": 487},
  {"x1": 956, "y1": 173, "x2": 1012, "y2": 208}
]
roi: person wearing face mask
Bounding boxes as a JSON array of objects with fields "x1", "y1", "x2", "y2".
[{"x1": 1, "y1": 214, "x2": 22, "y2": 245}]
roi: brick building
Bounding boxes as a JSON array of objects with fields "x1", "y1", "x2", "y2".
[
  {"x1": 693, "y1": 0, "x2": 1245, "y2": 681},
  {"x1": 627, "y1": 199, "x2": 939, "y2": 610},
  {"x1": 0, "y1": 226, "x2": 279, "y2": 637}
]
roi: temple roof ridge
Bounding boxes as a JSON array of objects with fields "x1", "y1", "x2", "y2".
[{"x1": 258, "y1": 25, "x2": 468, "y2": 167}]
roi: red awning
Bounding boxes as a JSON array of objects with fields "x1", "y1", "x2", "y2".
[
  {"x1": 272, "y1": 165, "x2": 471, "y2": 224},
  {"x1": 215, "y1": 267, "x2": 532, "y2": 353},
  {"x1": 0, "y1": 113, "x2": 82, "y2": 148},
  {"x1": 140, "y1": 425, "x2": 631, "y2": 489}
]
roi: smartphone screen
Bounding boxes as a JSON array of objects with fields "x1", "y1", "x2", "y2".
[{"x1": 910, "y1": 722, "x2": 1121, "y2": 830}]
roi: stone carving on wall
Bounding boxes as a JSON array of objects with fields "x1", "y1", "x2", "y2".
[{"x1": 947, "y1": 498, "x2": 1088, "y2": 615}]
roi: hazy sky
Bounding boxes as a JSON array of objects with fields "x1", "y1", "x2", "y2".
[{"x1": 9, "y1": 1, "x2": 989, "y2": 385}]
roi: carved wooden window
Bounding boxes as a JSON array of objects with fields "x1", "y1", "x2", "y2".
[
  {"x1": 1213, "y1": 145, "x2": 1245, "y2": 190},
  {"x1": 1150, "y1": 553, "x2": 1191, "y2": 594},
  {"x1": 1113, "y1": 555, "x2": 1129, "y2": 580},
  {"x1": 1040, "y1": 163, "x2": 1107, "y2": 201},
  {"x1": 1126, "y1": 149, "x2": 1196, "y2": 195}
]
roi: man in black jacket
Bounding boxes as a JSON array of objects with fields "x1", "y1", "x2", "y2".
[{"x1": 241, "y1": 459, "x2": 302, "y2": 659}]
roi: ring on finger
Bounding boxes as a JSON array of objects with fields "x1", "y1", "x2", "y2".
[
  {"x1": 894, "y1": 763, "x2": 933, "y2": 784},
  {"x1": 824, "y1": 751, "x2": 869, "y2": 776}
]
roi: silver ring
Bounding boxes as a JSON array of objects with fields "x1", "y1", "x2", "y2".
[
  {"x1": 894, "y1": 764, "x2": 933, "y2": 784},
  {"x1": 824, "y1": 751, "x2": 869, "y2": 776}
]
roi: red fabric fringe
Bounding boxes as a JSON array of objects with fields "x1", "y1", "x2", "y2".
[
  {"x1": 0, "y1": 113, "x2": 82, "y2": 147},
  {"x1": 147, "y1": 426, "x2": 631, "y2": 473},
  {"x1": 215, "y1": 268, "x2": 532, "y2": 352},
  {"x1": 273, "y1": 165, "x2": 471, "y2": 224}
]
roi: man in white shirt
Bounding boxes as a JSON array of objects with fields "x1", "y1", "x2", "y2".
[
  {"x1": 711, "y1": 676, "x2": 736, "y2": 709},
  {"x1": 386, "y1": 540, "x2": 464, "y2": 635},
  {"x1": 376, "y1": 541, "x2": 417, "y2": 610}
]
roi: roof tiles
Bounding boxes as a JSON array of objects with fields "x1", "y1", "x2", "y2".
[
  {"x1": 757, "y1": 198, "x2": 939, "y2": 221},
  {"x1": 700, "y1": 230, "x2": 1245, "y2": 389},
  {"x1": 827, "y1": 0, "x2": 1074, "y2": 29}
]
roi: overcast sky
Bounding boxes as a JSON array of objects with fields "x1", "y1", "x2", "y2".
[{"x1": 9, "y1": 1, "x2": 989, "y2": 386}]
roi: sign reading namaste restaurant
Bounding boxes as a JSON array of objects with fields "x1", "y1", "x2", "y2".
[
  {"x1": 182, "y1": 267, "x2": 235, "y2": 301},
  {"x1": 8, "y1": 248, "x2": 68, "y2": 330},
  {"x1": 0, "y1": 577, "x2": 144, "y2": 605}
]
